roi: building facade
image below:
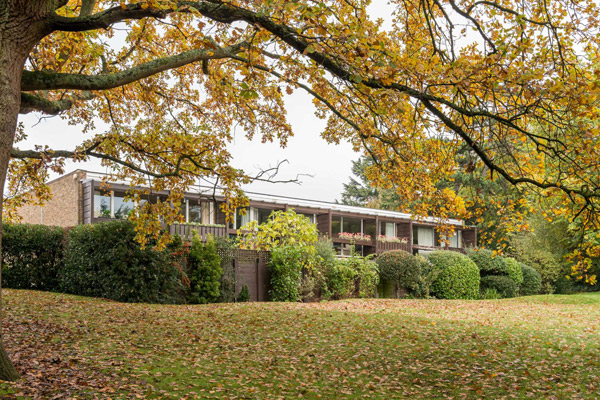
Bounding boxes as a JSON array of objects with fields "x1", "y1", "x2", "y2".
[{"x1": 16, "y1": 170, "x2": 477, "y2": 255}]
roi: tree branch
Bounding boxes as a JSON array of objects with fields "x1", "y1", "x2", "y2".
[
  {"x1": 20, "y1": 93, "x2": 72, "y2": 115},
  {"x1": 50, "y1": 2, "x2": 172, "y2": 31},
  {"x1": 21, "y1": 41, "x2": 247, "y2": 91}
]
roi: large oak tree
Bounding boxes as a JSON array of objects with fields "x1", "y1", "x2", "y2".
[{"x1": 2, "y1": 0, "x2": 600, "y2": 380}]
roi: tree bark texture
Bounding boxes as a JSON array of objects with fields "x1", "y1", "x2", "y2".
[{"x1": 0, "y1": 0, "x2": 53, "y2": 381}]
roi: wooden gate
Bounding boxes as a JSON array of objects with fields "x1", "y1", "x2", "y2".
[{"x1": 234, "y1": 250, "x2": 270, "y2": 302}]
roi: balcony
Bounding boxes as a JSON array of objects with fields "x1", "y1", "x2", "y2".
[
  {"x1": 168, "y1": 223, "x2": 228, "y2": 240},
  {"x1": 377, "y1": 240, "x2": 412, "y2": 253}
]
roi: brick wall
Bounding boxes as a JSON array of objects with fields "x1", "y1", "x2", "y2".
[{"x1": 16, "y1": 170, "x2": 86, "y2": 227}]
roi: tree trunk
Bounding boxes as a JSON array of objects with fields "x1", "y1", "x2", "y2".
[{"x1": 0, "y1": 1, "x2": 52, "y2": 381}]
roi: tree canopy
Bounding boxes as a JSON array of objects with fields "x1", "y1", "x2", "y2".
[{"x1": 5, "y1": 1, "x2": 600, "y2": 282}]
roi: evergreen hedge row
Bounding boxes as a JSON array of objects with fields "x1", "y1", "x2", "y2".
[{"x1": 2, "y1": 223, "x2": 65, "y2": 291}]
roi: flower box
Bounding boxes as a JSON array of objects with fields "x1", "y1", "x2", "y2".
[{"x1": 338, "y1": 232, "x2": 372, "y2": 242}]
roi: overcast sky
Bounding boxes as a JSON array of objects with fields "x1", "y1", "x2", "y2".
[{"x1": 16, "y1": 2, "x2": 396, "y2": 203}]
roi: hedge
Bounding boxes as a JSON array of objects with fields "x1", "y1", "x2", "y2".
[
  {"x1": 427, "y1": 251, "x2": 480, "y2": 299},
  {"x1": 502, "y1": 257, "x2": 524, "y2": 286},
  {"x1": 467, "y1": 248, "x2": 507, "y2": 276},
  {"x1": 520, "y1": 263, "x2": 542, "y2": 296},
  {"x1": 269, "y1": 245, "x2": 304, "y2": 302},
  {"x1": 2, "y1": 224, "x2": 65, "y2": 291},
  {"x1": 188, "y1": 234, "x2": 222, "y2": 304},
  {"x1": 480, "y1": 275, "x2": 518, "y2": 298},
  {"x1": 60, "y1": 221, "x2": 185, "y2": 303},
  {"x1": 376, "y1": 250, "x2": 421, "y2": 295}
]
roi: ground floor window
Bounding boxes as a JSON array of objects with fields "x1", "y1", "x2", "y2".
[{"x1": 333, "y1": 243, "x2": 364, "y2": 257}]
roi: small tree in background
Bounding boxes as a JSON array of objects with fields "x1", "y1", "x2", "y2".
[{"x1": 237, "y1": 210, "x2": 318, "y2": 252}]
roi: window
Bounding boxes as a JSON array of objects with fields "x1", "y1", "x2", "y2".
[
  {"x1": 93, "y1": 190, "x2": 111, "y2": 218},
  {"x1": 189, "y1": 203, "x2": 203, "y2": 223},
  {"x1": 331, "y1": 215, "x2": 341, "y2": 235},
  {"x1": 342, "y1": 217, "x2": 362, "y2": 233},
  {"x1": 113, "y1": 194, "x2": 134, "y2": 219},
  {"x1": 443, "y1": 231, "x2": 461, "y2": 248},
  {"x1": 256, "y1": 208, "x2": 274, "y2": 225},
  {"x1": 414, "y1": 226, "x2": 435, "y2": 247},
  {"x1": 364, "y1": 221, "x2": 376, "y2": 238},
  {"x1": 236, "y1": 208, "x2": 252, "y2": 229},
  {"x1": 183, "y1": 200, "x2": 214, "y2": 224},
  {"x1": 93, "y1": 190, "x2": 133, "y2": 219},
  {"x1": 297, "y1": 212, "x2": 316, "y2": 224},
  {"x1": 379, "y1": 221, "x2": 395, "y2": 237},
  {"x1": 333, "y1": 243, "x2": 362, "y2": 257}
]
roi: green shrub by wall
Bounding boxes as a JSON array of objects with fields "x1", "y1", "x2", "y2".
[
  {"x1": 520, "y1": 263, "x2": 542, "y2": 296},
  {"x1": 343, "y1": 255, "x2": 379, "y2": 298},
  {"x1": 324, "y1": 260, "x2": 356, "y2": 300},
  {"x1": 269, "y1": 245, "x2": 304, "y2": 302},
  {"x1": 376, "y1": 250, "x2": 421, "y2": 295},
  {"x1": 2, "y1": 224, "x2": 64, "y2": 291},
  {"x1": 480, "y1": 275, "x2": 518, "y2": 298},
  {"x1": 502, "y1": 257, "x2": 524, "y2": 286},
  {"x1": 427, "y1": 251, "x2": 480, "y2": 299},
  {"x1": 188, "y1": 234, "x2": 222, "y2": 304},
  {"x1": 60, "y1": 221, "x2": 184, "y2": 303}
]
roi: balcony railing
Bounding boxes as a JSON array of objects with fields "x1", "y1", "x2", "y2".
[
  {"x1": 377, "y1": 241, "x2": 412, "y2": 253},
  {"x1": 168, "y1": 223, "x2": 228, "y2": 240}
]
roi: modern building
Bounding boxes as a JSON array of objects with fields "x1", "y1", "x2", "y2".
[{"x1": 16, "y1": 170, "x2": 477, "y2": 255}]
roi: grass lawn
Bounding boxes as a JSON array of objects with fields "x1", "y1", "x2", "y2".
[{"x1": 1, "y1": 290, "x2": 599, "y2": 399}]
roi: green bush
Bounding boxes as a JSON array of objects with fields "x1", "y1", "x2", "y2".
[
  {"x1": 520, "y1": 263, "x2": 542, "y2": 296},
  {"x1": 269, "y1": 245, "x2": 305, "y2": 302},
  {"x1": 511, "y1": 234, "x2": 563, "y2": 294},
  {"x1": 324, "y1": 260, "x2": 356, "y2": 300},
  {"x1": 344, "y1": 255, "x2": 379, "y2": 298},
  {"x1": 502, "y1": 257, "x2": 524, "y2": 285},
  {"x1": 480, "y1": 275, "x2": 518, "y2": 298},
  {"x1": 214, "y1": 236, "x2": 237, "y2": 303},
  {"x1": 413, "y1": 256, "x2": 439, "y2": 299},
  {"x1": 427, "y1": 251, "x2": 480, "y2": 299},
  {"x1": 479, "y1": 288, "x2": 502, "y2": 300},
  {"x1": 309, "y1": 238, "x2": 338, "y2": 299},
  {"x1": 60, "y1": 221, "x2": 184, "y2": 303},
  {"x1": 188, "y1": 234, "x2": 222, "y2": 304},
  {"x1": 237, "y1": 285, "x2": 250, "y2": 302},
  {"x1": 467, "y1": 248, "x2": 507, "y2": 276},
  {"x1": 376, "y1": 250, "x2": 421, "y2": 295},
  {"x1": 2, "y1": 224, "x2": 64, "y2": 291}
]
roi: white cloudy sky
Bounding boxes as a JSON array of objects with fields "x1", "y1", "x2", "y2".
[{"x1": 16, "y1": 2, "x2": 396, "y2": 202}]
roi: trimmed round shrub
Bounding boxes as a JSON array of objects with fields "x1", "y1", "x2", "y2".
[
  {"x1": 427, "y1": 251, "x2": 480, "y2": 299},
  {"x1": 467, "y1": 248, "x2": 507, "y2": 276},
  {"x1": 376, "y1": 250, "x2": 421, "y2": 294},
  {"x1": 60, "y1": 221, "x2": 184, "y2": 303},
  {"x1": 520, "y1": 263, "x2": 542, "y2": 296},
  {"x1": 2, "y1": 224, "x2": 64, "y2": 291},
  {"x1": 480, "y1": 275, "x2": 517, "y2": 298},
  {"x1": 502, "y1": 257, "x2": 524, "y2": 285}
]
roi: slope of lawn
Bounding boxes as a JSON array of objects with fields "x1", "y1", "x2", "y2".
[{"x1": 1, "y1": 289, "x2": 599, "y2": 399}]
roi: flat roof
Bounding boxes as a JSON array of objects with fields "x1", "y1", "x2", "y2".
[{"x1": 82, "y1": 170, "x2": 465, "y2": 226}]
